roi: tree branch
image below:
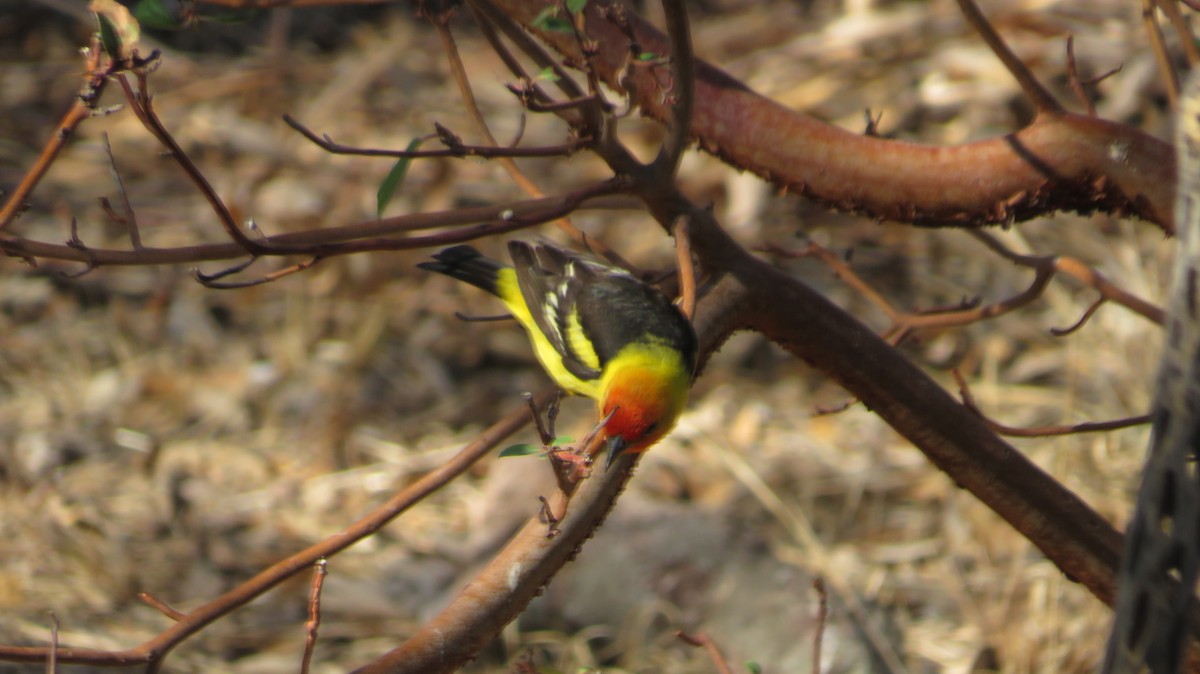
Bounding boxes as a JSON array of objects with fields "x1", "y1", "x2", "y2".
[{"x1": 485, "y1": 0, "x2": 1177, "y2": 231}]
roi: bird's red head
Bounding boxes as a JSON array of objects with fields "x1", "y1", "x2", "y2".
[{"x1": 599, "y1": 365, "x2": 687, "y2": 467}]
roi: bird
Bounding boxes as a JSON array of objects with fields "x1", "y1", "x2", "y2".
[{"x1": 418, "y1": 240, "x2": 697, "y2": 467}]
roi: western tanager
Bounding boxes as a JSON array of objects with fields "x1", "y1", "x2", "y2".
[{"x1": 419, "y1": 240, "x2": 697, "y2": 466}]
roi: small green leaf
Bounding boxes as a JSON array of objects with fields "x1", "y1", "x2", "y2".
[
  {"x1": 565, "y1": 0, "x2": 588, "y2": 13},
  {"x1": 499, "y1": 443, "x2": 542, "y2": 458},
  {"x1": 637, "y1": 51, "x2": 659, "y2": 61},
  {"x1": 531, "y1": 6, "x2": 556, "y2": 27},
  {"x1": 376, "y1": 137, "x2": 424, "y2": 217},
  {"x1": 134, "y1": 0, "x2": 181, "y2": 30},
  {"x1": 92, "y1": 0, "x2": 140, "y2": 58},
  {"x1": 535, "y1": 66, "x2": 561, "y2": 83},
  {"x1": 746, "y1": 662, "x2": 763, "y2": 674},
  {"x1": 550, "y1": 435, "x2": 574, "y2": 446},
  {"x1": 531, "y1": 6, "x2": 572, "y2": 32},
  {"x1": 97, "y1": 13, "x2": 121, "y2": 56}
]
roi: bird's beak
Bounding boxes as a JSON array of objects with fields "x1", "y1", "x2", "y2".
[{"x1": 605, "y1": 436, "x2": 630, "y2": 469}]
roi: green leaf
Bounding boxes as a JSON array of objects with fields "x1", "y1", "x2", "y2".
[
  {"x1": 499, "y1": 443, "x2": 542, "y2": 458},
  {"x1": 637, "y1": 51, "x2": 659, "y2": 61},
  {"x1": 92, "y1": 0, "x2": 140, "y2": 58},
  {"x1": 535, "y1": 66, "x2": 561, "y2": 83},
  {"x1": 550, "y1": 435, "x2": 574, "y2": 446},
  {"x1": 375, "y1": 137, "x2": 424, "y2": 217},
  {"x1": 97, "y1": 13, "x2": 121, "y2": 57},
  {"x1": 134, "y1": 0, "x2": 181, "y2": 30},
  {"x1": 565, "y1": 0, "x2": 588, "y2": 13},
  {"x1": 531, "y1": 6, "x2": 572, "y2": 32},
  {"x1": 746, "y1": 662, "x2": 763, "y2": 674}
]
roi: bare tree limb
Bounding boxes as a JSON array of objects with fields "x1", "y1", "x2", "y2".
[
  {"x1": 0, "y1": 182, "x2": 631, "y2": 267},
  {"x1": 485, "y1": 0, "x2": 1177, "y2": 230}
]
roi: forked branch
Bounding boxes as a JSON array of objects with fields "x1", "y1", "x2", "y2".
[{"x1": 481, "y1": 0, "x2": 1177, "y2": 230}]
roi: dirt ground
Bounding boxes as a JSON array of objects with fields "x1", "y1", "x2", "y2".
[{"x1": 0, "y1": 0, "x2": 1179, "y2": 672}]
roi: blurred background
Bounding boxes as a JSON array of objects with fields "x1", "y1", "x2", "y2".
[{"x1": 0, "y1": 0, "x2": 1176, "y2": 671}]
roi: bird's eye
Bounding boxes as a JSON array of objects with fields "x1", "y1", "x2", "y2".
[{"x1": 644, "y1": 421, "x2": 659, "y2": 436}]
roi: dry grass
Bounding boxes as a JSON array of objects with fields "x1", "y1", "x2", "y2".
[{"x1": 0, "y1": 0, "x2": 1176, "y2": 672}]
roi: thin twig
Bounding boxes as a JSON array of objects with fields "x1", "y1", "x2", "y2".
[
  {"x1": 1155, "y1": 0, "x2": 1200, "y2": 67},
  {"x1": 955, "y1": 0, "x2": 1063, "y2": 114},
  {"x1": 1142, "y1": 0, "x2": 1181, "y2": 107},
  {"x1": 137, "y1": 593, "x2": 185, "y2": 621},
  {"x1": 767, "y1": 234, "x2": 1163, "y2": 356},
  {"x1": 1050, "y1": 296, "x2": 1104, "y2": 336},
  {"x1": 299, "y1": 559, "x2": 328, "y2": 674},
  {"x1": 63, "y1": 217, "x2": 98, "y2": 278},
  {"x1": 863, "y1": 108, "x2": 884, "y2": 137},
  {"x1": 524, "y1": 392, "x2": 554, "y2": 445},
  {"x1": 433, "y1": 9, "x2": 633, "y2": 266},
  {"x1": 953, "y1": 370, "x2": 1151, "y2": 437},
  {"x1": 115, "y1": 71, "x2": 280, "y2": 257},
  {"x1": 813, "y1": 578, "x2": 828, "y2": 674},
  {"x1": 100, "y1": 132, "x2": 142, "y2": 249},
  {"x1": 0, "y1": 181, "x2": 632, "y2": 268},
  {"x1": 562, "y1": 0, "x2": 610, "y2": 115},
  {"x1": 283, "y1": 114, "x2": 588, "y2": 159},
  {"x1": 1065, "y1": 37, "x2": 1096, "y2": 117},
  {"x1": 519, "y1": 92, "x2": 604, "y2": 113},
  {"x1": 653, "y1": 0, "x2": 695, "y2": 178},
  {"x1": 195, "y1": 256, "x2": 321, "y2": 289},
  {"x1": 469, "y1": 0, "x2": 597, "y2": 126},
  {"x1": 464, "y1": 5, "x2": 642, "y2": 270},
  {"x1": 45, "y1": 613, "x2": 58, "y2": 674},
  {"x1": 968, "y1": 231, "x2": 1165, "y2": 325},
  {"x1": 676, "y1": 632, "x2": 734, "y2": 674},
  {"x1": 0, "y1": 38, "x2": 111, "y2": 231},
  {"x1": 674, "y1": 215, "x2": 696, "y2": 320},
  {"x1": 473, "y1": 7, "x2": 573, "y2": 118}
]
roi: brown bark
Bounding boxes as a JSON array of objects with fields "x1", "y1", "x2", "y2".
[{"x1": 488, "y1": 0, "x2": 1177, "y2": 231}]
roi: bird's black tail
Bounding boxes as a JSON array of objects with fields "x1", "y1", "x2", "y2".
[{"x1": 417, "y1": 245, "x2": 506, "y2": 297}]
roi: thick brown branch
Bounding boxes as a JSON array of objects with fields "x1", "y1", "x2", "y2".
[
  {"x1": 486, "y1": 0, "x2": 1176, "y2": 231},
  {"x1": 692, "y1": 221, "x2": 1127, "y2": 608},
  {"x1": 360, "y1": 188, "x2": 1137, "y2": 673},
  {"x1": 353, "y1": 432, "x2": 635, "y2": 674}
]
